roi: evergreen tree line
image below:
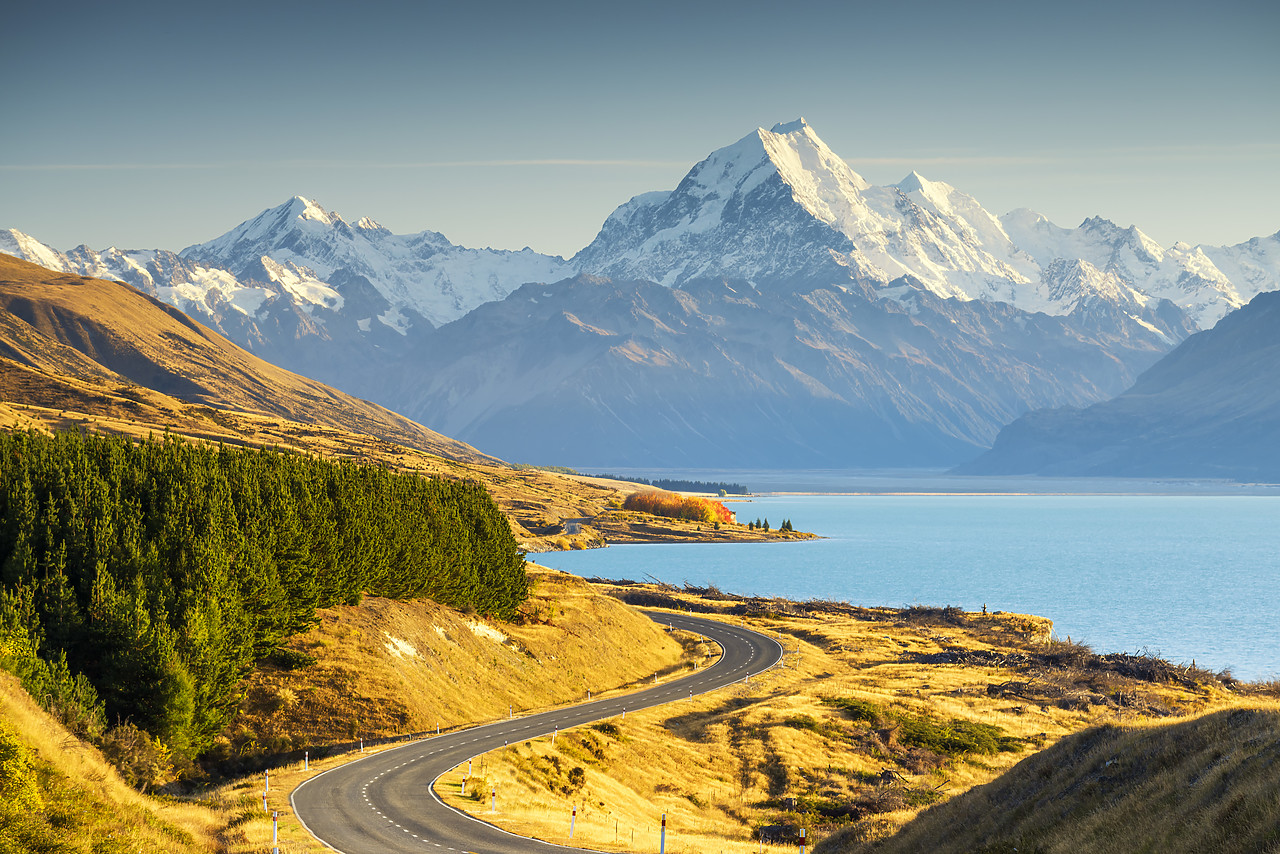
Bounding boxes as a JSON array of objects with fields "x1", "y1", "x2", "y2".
[
  {"x1": 590, "y1": 475, "x2": 749, "y2": 495},
  {"x1": 746, "y1": 518, "x2": 793, "y2": 532},
  {"x1": 0, "y1": 430, "x2": 528, "y2": 760}
]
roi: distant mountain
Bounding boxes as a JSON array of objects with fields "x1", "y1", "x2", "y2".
[
  {"x1": 956, "y1": 290, "x2": 1280, "y2": 480},
  {"x1": 572, "y1": 119, "x2": 1279, "y2": 328},
  {"x1": 1, "y1": 200, "x2": 573, "y2": 394},
  {"x1": 386, "y1": 273, "x2": 1192, "y2": 468},
  {"x1": 0, "y1": 252, "x2": 495, "y2": 464},
  {"x1": 180, "y1": 195, "x2": 574, "y2": 326},
  {"x1": 3, "y1": 119, "x2": 1278, "y2": 468}
]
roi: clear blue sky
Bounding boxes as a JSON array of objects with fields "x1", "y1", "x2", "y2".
[{"x1": 4, "y1": 0, "x2": 1277, "y2": 257}]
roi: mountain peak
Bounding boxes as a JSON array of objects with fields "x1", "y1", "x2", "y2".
[
  {"x1": 769, "y1": 118, "x2": 810, "y2": 135},
  {"x1": 286, "y1": 196, "x2": 343, "y2": 227},
  {"x1": 897, "y1": 170, "x2": 931, "y2": 193}
]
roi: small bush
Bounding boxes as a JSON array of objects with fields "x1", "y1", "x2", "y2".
[
  {"x1": 262, "y1": 647, "x2": 317, "y2": 671},
  {"x1": 99, "y1": 723, "x2": 172, "y2": 792},
  {"x1": 823, "y1": 696, "x2": 1021, "y2": 757},
  {"x1": 824, "y1": 696, "x2": 884, "y2": 725},
  {"x1": 893, "y1": 714, "x2": 1021, "y2": 757}
]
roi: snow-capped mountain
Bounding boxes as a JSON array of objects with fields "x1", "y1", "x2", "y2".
[
  {"x1": 181, "y1": 195, "x2": 574, "y2": 328},
  {"x1": 2, "y1": 200, "x2": 575, "y2": 397},
  {"x1": 573, "y1": 119, "x2": 1273, "y2": 328},
  {"x1": 3, "y1": 117, "x2": 1278, "y2": 468},
  {"x1": 0, "y1": 230, "x2": 272, "y2": 322}
]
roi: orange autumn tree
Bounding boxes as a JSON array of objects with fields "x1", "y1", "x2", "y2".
[{"x1": 623, "y1": 491, "x2": 734, "y2": 524}]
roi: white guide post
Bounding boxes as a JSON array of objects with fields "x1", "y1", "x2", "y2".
[
  {"x1": 490, "y1": 785, "x2": 497, "y2": 813},
  {"x1": 272, "y1": 810, "x2": 279, "y2": 854},
  {"x1": 659, "y1": 812, "x2": 667, "y2": 854},
  {"x1": 570, "y1": 806, "x2": 577, "y2": 839}
]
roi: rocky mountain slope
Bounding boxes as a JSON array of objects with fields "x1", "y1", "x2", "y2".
[
  {"x1": 956, "y1": 290, "x2": 1280, "y2": 480},
  {"x1": 388, "y1": 273, "x2": 1192, "y2": 467}
]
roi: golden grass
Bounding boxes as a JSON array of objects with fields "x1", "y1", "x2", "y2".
[
  {"x1": 0, "y1": 672, "x2": 225, "y2": 853},
  {"x1": 837, "y1": 702, "x2": 1280, "y2": 854},
  {"x1": 219, "y1": 565, "x2": 692, "y2": 762},
  {"x1": 434, "y1": 592, "x2": 1243, "y2": 853},
  {"x1": 2, "y1": 570, "x2": 1269, "y2": 853}
]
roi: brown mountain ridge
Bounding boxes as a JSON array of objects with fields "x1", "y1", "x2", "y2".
[{"x1": 0, "y1": 252, "x2": 494, "y2": 463}]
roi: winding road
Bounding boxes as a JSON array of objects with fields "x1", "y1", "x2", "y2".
[{"x1": 291, "y1": 611, "x2": 784, "y2": 853}]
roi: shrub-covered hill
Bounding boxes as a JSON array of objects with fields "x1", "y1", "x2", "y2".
[{"x1": 0, "y1": 429, "x2": 527, "y2": 763}]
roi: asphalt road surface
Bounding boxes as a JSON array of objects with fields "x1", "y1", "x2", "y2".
[{"x1": 291, "y1": 611, "x2": 784, "y2": 853}]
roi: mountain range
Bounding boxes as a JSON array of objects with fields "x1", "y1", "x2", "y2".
[
  {"x1": 957, "y1": 288, "x2": 1280, "y2": 481},
  {"x1": 4, "y1": 119, "x2": 1278, "y2": 468}
]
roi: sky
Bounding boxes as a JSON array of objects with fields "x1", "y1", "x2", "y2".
[{"x1": 4, "y1": 0, "x2": 1278, "y2": 258}]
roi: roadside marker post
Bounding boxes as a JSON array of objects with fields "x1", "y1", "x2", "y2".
[
  {"x1": 265, "y1": 769, "x2": 269, "y2": 792},
  {"x1": 570, "y1": 806, "x2": 577, "y2": 839},
  {"x1": 360, "y1": 738, "x2": 364, "y2": 753},
  {"x1": 659, "y1": 812, "x2": 667, "y2": 854},
  {"x1": 490, "y1": 785, "x2": 497, "y2": 814},
  {"x1": 552, "y1": 727, "x2": 557, "y2": 746},
  {"x1": 461, "y1": 775, "x2": 467, "y2": 796},
  {"x1": 800, "y1": 827, "x2": 806, "y2": 854},
  {"x1": 304, "y1": 750, "x2": 309, "y2": 771},
  {"x1": 272, "y1": 810, "x2": 279, "y2": 854},
  {"x1": 262, "y1": 791, "x2": 267, "y2": 811}
]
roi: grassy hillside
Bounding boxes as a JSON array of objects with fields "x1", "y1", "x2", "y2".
[
  {"x1": 1, "y1": 569, "x2": 1273, "y2": 853},
  {"x1": 217, "y1": 566, "x2": 691, "y2": 766},
  {"x1": 0, "y1": 671, "x2": 228, "y2": 854},
  {"x1": 827, "y1": 704, "x2": 1280, "y2": 854},
  {"x1": 0, "y1": 252, "x2": 494, "y2": 463},
  {"x1": 0, "y1": 566, "x2": 698, "y2": 853},
  {"x1": 433, "y1": 584, "x2": 1256, "y2": 853}
]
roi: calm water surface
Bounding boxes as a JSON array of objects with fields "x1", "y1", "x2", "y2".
[{"x1": 535, "y1": 494, "x2": 1280, "y2": 681}]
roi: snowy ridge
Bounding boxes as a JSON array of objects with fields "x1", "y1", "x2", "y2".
[
  {"x1": 574, "y1": 120, "x2": 1276, "y2": 328},
  {"x1": 182, "y1": 196, "x2": 574, "y2": 327},
  {"x1": 1, "y1": 230, "x2": 276, "y2": 321},
  {"x1": 4, "y1": 120, "x2": 1278, "y2": 343}
]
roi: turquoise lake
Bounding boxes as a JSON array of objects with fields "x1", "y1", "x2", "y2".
[{"x1": 533, "y1": 491, "x2": 1280, "y2": 682}]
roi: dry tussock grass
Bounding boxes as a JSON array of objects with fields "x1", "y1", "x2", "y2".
[
  {"x1": 214, "y1": 566, "x2": 691, "y2": 772},
  {"x1": 0, "y1": 672, "x2": 225, "y2": 853},
  {"x1": 437, "y1": 591, "x2": 1245, "y2": 853},
  {"x1": 840, "y1": 702, "x2": 1280, "y2": 854}
]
